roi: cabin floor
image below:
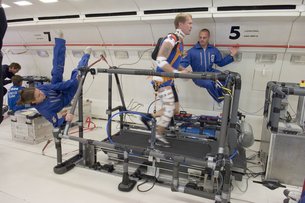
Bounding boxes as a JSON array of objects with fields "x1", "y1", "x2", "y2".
[{"x1": 0, "y1": 116, "x2": 302, "y2": 203}]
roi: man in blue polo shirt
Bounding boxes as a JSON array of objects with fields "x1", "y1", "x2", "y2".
[{"x1": 8, "y1": 75, "x2": 29, "y2": 112}]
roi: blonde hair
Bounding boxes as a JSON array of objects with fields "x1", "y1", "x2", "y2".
[
  {"x1": 174, "y1": 13, "x2": 192, "y2": 29},
  {"x1": 17, "y1": 87, "x2": 36, "y2": 105}
]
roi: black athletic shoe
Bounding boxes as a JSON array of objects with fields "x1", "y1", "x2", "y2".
[
  {"x1": 2, "y1": 105, "x2": 8, "y2": 115},
  {"x1": 141, "y1": 113, "x2": 153, "y2": 130},
  {"x1": 169, "y1": 117, "x2": 175, "y2": 127}
]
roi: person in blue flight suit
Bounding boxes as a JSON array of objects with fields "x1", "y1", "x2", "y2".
[
  {"x1": 1, "y1": 0, "x2": 8, "y2": 120},
  {"x1": 142, "y1": 13, "x2": 193, "y2": 147},
  {"x1": 180, "y1": 28, "x2": 239, "y2": 105},
  {"x1": 8, "y1": 75, "x2": 30, "y2": 112},
  {"x1": 17, "y1": 33, "x2": 92, "y2": 127}
]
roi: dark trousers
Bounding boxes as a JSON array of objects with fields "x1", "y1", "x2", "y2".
[
  {"x1": 0, "y1": 7, "x2": 8, "y2": 122},
  {"x1": 2, "y1": 86, "x2": 7, "y2": 96}
]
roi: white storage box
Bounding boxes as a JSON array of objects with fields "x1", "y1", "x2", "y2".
[
  {"x1": 10, "y1": 101, "x2": 92, "y2": 144},
  {"x1": 11, "y1": 109, "x2": 53, "y2": 144}
]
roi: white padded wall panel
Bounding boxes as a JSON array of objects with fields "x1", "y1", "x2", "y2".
[
  {"x1": 279, "y1": 53, "x2": 305, "y2": 83},
  {"x1": 29, "y1": 47, "x2": 53, "y2": 78},
  {"x1": 18, "y1": 25, "x2": 103, "y2": 44},
  {"x1": 97, "y1": 22, "x2": 153, "y2": 44},
  {"x1": 289, "y1": 16, "x2": 305, "y2": 45},
  {"x1": 3, "y1": 30, "x2": 25, "y2": 45},
  {"x1": 215, "y1": 21, "x2": 293, "y2": 45},
  {"x1": 4, "y1": 51, "x2": 39, "y2": 77},
  {"x1": 53, "y1": 25, "x2": 103, "y2": 44},
  {"x1": 9, "y1": 27, "x2": 55, "y2": 45}
]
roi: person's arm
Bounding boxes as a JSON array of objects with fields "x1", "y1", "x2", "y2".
[
  {"x1": 156, "y1": 40, "x2": 176, "y2": 73},
  {"x1": 157, "y1": 36, "x2": 191, "y2": 74},
  {"x1": 12, "y1": 105, "x2": 26, "y2": 112},
  {"x1": 40, "y1": 109, "x2": 65, "y2": 128},
  {"x1": 179, "y1": 51, "x2": 193, "y2": 73},
  {"x1": 180, "y1": 51, "x2": 191, "y2": 68},
  {"x1": 214, "y1": 48, "x2": 234, "y2": 67},
  {"x1": 3, "y1": 79, "x2": 11, "y2": 85}
]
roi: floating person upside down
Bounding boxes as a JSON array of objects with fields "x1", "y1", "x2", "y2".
[{"x1": 17, "y1": 33, "x2": 92, "y2": 127}]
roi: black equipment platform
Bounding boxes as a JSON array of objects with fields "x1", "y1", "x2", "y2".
[{"x1": 104, "y1": 129, "x2": 246, "y2": 179}]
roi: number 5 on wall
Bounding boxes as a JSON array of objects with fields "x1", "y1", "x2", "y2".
[{"x1": 229, "y1": 26, "x2": 240, "y2": 40}]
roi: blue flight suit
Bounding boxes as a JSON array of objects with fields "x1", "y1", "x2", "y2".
[
  {"x1": 301, "y1": 191, "x2": 305, "y2": 203},
  {"x1": 180, "y1": 42, "x2": 234, "y2": 103},
  {"x1": 8, "y1": 85, "x2": 28, "y2": 112},
  {"x1": 34, "y1": 38, "x2": 90, "y2": 127}
]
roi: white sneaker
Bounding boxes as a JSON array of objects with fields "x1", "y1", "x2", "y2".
[
  {"x1": 55, "y1": 30, "x2": 63, "y2": 39},
  {"x1": 155, "y1": 135, "x2": 171, "y2": 147},
  {"x1": 84, "y1": 47, "x2": 92, "y2": 55},
  {"x1": 283, "y1": 189, "x2": 301, "y2": 202},
  {"x1": 2, "y1": 105, "x2": 8, "y2": 115}
]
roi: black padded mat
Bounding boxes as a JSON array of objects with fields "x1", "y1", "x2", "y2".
[
  {"x1": 107, "y1": 129, "x2": 246, "y2": 175},
  {"x1": 112, "y1": 130, "x2": 213, "y2": 158}
]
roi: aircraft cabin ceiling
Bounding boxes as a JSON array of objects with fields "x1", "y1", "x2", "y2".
[
  {"x1": 4, "y1": 0, "x2": 211, "y2": 20},
  {"x1": 3, "y1": 0, "x2": 305, "y2": 49},
  {"x1": 2, "y1": 0, "x2": 304, "y2": 21}
]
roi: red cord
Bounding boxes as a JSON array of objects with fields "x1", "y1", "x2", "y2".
[{"x1": 69, "y1": 116, "x2": 96, "y2": 134}]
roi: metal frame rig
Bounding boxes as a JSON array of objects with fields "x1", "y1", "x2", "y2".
[{"x1": 51, "y1": 66, "x2": 245, "y2": 203}]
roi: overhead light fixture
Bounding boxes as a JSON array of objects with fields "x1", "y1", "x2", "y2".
[
  {"x1": 39, "y1": 0, "x2": 58, "y2": 3},
  {"x1": 14, "y1": 1, "x2": 33, "y2": 6},
  {"x1": 1, "y1": 4, "x2": 10, "y2": 8}
]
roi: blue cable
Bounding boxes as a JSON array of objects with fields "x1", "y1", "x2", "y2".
[
  {"x1": 229, "y1": 149, "x2": 239, "y2": 160},
  {"x1": 106, "y1": 111, "x2": 152, "y2": 144}
]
